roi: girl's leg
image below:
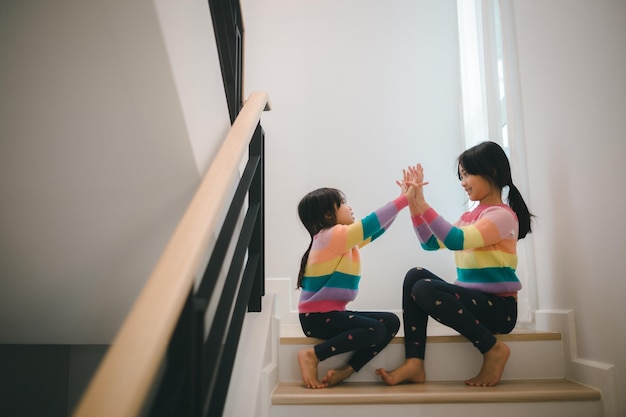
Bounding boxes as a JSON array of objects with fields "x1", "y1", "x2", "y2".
[
  {"x1": 322, "y1": 311, "x2": 400, "y2": 386},
  {"x1": 377, "y1": 267, "x2": 438, "y2": 385},
  {"x1": 412, "y1": 277, "x2": 517, "y2": 386},
  {"x1": 465, "y1": 340, "x2": 511, "y2": 386},
  {"x1": 343, "y1": 311, "x2": 400, "y2": 370},
  {"x1": 297, "y1": 348, "x2": 325, "y2": 388},
  {"x1": 412, "y1": 278, "x2": 516, "y2": 353},
  {"x1": 298, "y1": 312, "x2": 335, "y2": 388},
  {"x1": 402, "y1": 267, "x2": 442, "y2": 359},
  {"x1": 299, "y1": 310, "x2": 400, "y2": 387}
]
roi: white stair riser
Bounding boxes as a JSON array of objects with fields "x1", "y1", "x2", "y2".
[
  {"x1": 278, "y1": 339, "x2": 565, "y2": 382},
  {"x1": 270, "y1": 401, "x2": 602, "y2": 417}
]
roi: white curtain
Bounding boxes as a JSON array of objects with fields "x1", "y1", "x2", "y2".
[{"x1": 456, "y1": 0, "x2": 537, "y2": 324}]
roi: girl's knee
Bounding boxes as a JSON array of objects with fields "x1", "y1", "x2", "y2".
[
  {"x1": 386, "y1": 313, "x2": 401, "y2": 334},
  {"x1": 411, "y1": 279, "x2": 438, "y2": 308},
  {"x1": 412, "y1": 277, "x2": 431, "y2": 292},
  {"x1": 403, "y1": 267, "x2": 431, "y2": 291},
  {"x1": 370, "y1": 319, "x2": 394, "y2": 344}
]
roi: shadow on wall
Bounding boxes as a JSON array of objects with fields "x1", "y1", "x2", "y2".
[{"x1": 0, "y1": 344, "x2": 108, "y2": 417}]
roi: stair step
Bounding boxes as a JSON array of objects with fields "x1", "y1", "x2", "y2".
[
  {"x1": 271, "y1": 379, "x2": 602, "y2": 417},
  {"x1": 272, "y1": 378, "x2": 599, "y2": 405},
  {"x1": 278, "y1": 326, "x2": 566, "y2": 383},
  {"x1": 280, "y1": 325, "x2": 561, "y2": 345}
]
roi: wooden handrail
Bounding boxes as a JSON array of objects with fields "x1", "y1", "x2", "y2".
[{"x1": 72, "y1": 91, "x2": 271, "y2": 417}]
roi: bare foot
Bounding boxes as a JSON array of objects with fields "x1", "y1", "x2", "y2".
[
  {"x1": 298, "y1": 348, "x2": 327, "y2": 388},
  {"x1": 321, "y1": 365, "x2": 354, "y2": 387},
  {"x1": 375, "y1": 358, "x2": 426, "y2": 386},
  {"x1": 465, "y1": 341, "x2": 510, "y2": 387}
]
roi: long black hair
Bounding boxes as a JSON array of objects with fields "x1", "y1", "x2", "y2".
[
  {"x1": 457, "y1": 141, "x2": 534, "y2": 239},
  {"x1": 296, "y1": 187, "x2": 345, "y2": 288}
]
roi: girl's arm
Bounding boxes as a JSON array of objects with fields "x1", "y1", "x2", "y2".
[
  {"x1": 362, "y1": 194, "x2": 408, "y2": 245},
  {"x1": 410, "y1": 212, "x2": 442, "y2": 251},
  {"x1": 330, "y1": 195, "x2": 409, "y2": 253},
  {"x1": 419, "y1": 206, "x2": 517, "y2": 250}
]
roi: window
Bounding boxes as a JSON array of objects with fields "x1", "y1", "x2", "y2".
[{"x1": 457, "y1": 0, "x2": 537, "y2": 324}]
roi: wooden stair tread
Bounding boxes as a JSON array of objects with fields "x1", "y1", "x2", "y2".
[
  {"x1": 272, "y1": 379, "x2": 600, "y2": 405},
  {"x1": 280, "y1": 327, "x2": 561, "y2": 345}
]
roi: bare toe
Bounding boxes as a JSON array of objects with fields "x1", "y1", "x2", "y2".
[
  {"x1": 376, "y1": 358, "x2": 426, "y2": 386},
  {"x1": 298, "y1": 349, "x2": 327, "y2": 388},
  {"x1": 465, "y1": 341, "x2": 510, "y2": 387}
]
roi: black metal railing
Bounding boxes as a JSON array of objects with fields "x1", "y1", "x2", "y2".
[
  {"x1": 209, "y1": 0, "x2": 244, "y2": 123},
  {"x1": 72, "y1": 92, "x2": 269, "y2": 417},
  {"x1": 143, "y1": 124, "x2": 265, "y2": 417}
]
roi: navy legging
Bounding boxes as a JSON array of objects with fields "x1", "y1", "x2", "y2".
[
  {"x1": 403, "y1": 267, "x2": 517, "y2": 359},
  {"x1": 299, "y1": 310, "x2": 400, "y2": 372}
]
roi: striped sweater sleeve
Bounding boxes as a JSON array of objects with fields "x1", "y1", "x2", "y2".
[
  {"x1": 359, "y1": 195, "x2": 408, "y2": 247},
  {"x1": 411, "y1": 212, "x2": 440, "y2": 250},
  {"x1": 419, "y1": 206, "x2": 517, "y2": 250},
  {"x1": 411, "y1": 204, "x2": 522, "y2": 294},
  {"x1": 325, "y1": 195, "x2": 409, "y2": 253}
]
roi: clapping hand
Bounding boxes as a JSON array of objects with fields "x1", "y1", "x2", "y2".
[{"x1": 398, "y1": 164, "x2": 429, "y2": 211}]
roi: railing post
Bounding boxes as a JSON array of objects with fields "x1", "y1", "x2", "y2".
[
  {"x1": 192, "y1": 298, "x2": 206, "y2": 417},
  {"x1": 208, "y1": 0, "x2": 244, "y2": 123},
  {"x1": 144, "y1": 289, "x2": 198, "y2": 417},
  {"x1": 247, "y1": 123, "x2": 265, "y2": 312}
]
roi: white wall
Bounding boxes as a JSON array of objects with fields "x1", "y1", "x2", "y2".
[
  {"x1": 512, "y1": 0, "x2": 626, "y2": 414},
  {"x1": 0, "y1": 0, "x2": 230, "y2": 343},
  {"x1": 242, "y1": 0, "x2": 465, "y2": 312},
  {"x1": 153, "y1": 0, "x2": 231, "y2": 174}
]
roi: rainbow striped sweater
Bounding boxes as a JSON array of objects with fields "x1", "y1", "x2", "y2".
[
  {"x1": 412, "y1": 204, "x2": 522, "y2": 294},
  {"x1": 298, "y1": 195, "x2": 409, "y2": 314}
]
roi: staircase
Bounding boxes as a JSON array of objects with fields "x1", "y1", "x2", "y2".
[{"x1": 269, "y1": 319, "x2": 602, "y2": 417}]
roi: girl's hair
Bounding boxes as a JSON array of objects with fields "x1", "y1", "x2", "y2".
[
  {"x1": 457, "y1": 141, "x2": 534, "y2": 239},
  {"x1": 296, "y1": 187, "x2": 345, "y2": 288}
]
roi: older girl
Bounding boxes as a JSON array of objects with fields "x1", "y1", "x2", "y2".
[{"x1": 377, "y1": 141, "x2": 534, "y2": 387}]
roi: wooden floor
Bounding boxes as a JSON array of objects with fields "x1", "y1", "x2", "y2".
[{"x1": 272, "y1": 378, "x2": 601, "y2": 405}]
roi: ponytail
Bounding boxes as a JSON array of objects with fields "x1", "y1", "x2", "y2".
[
  {"x1": 297, "y1": 241, "x2": 313, "y2": 289},
  {"x1": 507, "y1": 183, "x2": 534, "y2": 239}
]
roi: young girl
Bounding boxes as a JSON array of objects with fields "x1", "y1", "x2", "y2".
[
  {"x1": 376, "y1": 141, "x2": 534, "y2": 387},
  {"x1": 296, "y1": 186, "x2": 412, "y2": 388}
]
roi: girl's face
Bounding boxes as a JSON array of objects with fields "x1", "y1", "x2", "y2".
[
  {"x1": 459, "y1": 165, "x2": 501, "y2": 204},
  {"x1": 335, "y1": 199, "x2": 355, "y2": 225}
]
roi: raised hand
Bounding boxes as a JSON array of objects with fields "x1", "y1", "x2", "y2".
[
  {"x1": 409, "y1": 164, "x2": 424, "y2": 184},
  {"x1": 404, "y1": 164, "x2": 430, "y2": 213},
  {"x1": 396, "y1": 167, "x2": 412, "y2": 196}
]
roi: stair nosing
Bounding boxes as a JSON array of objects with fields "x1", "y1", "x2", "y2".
[
  {"x1": 280, "y1": 328, "x2": 561, "y2": 345},
  {"x1": 271, "y1": 379, "x2": 600, "y2": 405}
]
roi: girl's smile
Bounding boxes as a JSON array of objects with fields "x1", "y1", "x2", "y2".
[{"x1": 459, "y1": 165, "x2": 502, "y2": 205}]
